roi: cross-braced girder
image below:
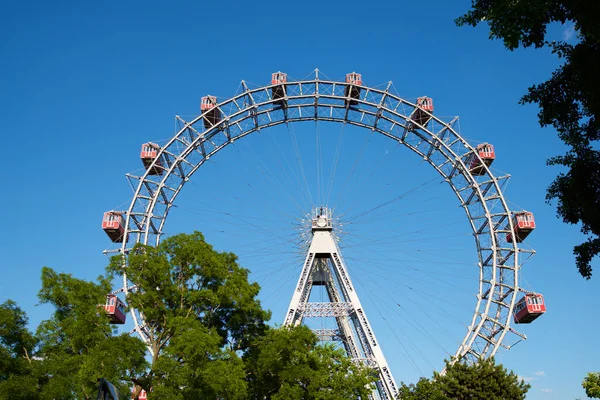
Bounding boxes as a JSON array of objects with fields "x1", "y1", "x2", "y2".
[{"x1": 285, "y1": 208, "x2": 398, "y2": 399}]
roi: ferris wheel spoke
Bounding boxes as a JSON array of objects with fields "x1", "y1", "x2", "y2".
[
  {"x1": 364, "y1": 277, "x2": 458, "y2": 357},
  {"x1": 264, "y1": 127, "x2": 313, "y2": 213},
  {"x1": 286, "y1": 122, "x2": 313, "y2": 209},
  {"x1": 233, "y1": 140, "x2": 306, "y2": 214},
  {"x1": 336, "y1": 130, "x2": 375, "y2": 212},
  {"x1": 353, "y1": 276, "x2": 436, "y2": 375},
  {"x1": 348, "y1": 262, "x2": 474, "y2": 315},
  {"x1": 346, "y1": 259, "x2": 477, "y2": 294},
  {"x1": 343, "y1": 177, "x2": 443, "y2": 225},
  {"x1": 324, "y1": 122, "x2": 345, "y2": 206}
]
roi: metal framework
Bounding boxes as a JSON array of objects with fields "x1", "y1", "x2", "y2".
[
  {"x1": 105, "y1": 70, "x2": 534, "y2": 383},
  {"x1": 285, "y1": 207, "x2": 398, "y2": 399}
]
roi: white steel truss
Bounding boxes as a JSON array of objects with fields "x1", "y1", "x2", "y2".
[
  {"x1": 284, "y1": 208, "x2": 398, "y2": 399},
  {"x1": 104, "y1": 70, "x2": 536, "y2": 372}
]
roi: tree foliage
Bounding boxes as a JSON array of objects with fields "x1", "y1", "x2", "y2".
[
  {"x1": 398, "y1": 357, "x2": 530, "y2": 400},
  {"x1": 245, "y1": 325, "x2": 377, "y2": 400},
  {"x1": 397, "y1": 376, "x2": 447, "y2": 400},
  {"x1": 0, "y1": 268, "x2": 148, "y2": 400},
  {"x1": 0, "y1": 232, "x2": 381, "y2": 399},
  {"x1": 435, "y1": 357, "x2": 529, "y2": 399},
  {"x1": 583, "y1": 372, "x2": 600, "y2": 398},
  {"x1": 456, "y1": 1, "x2": 600, "y2": 278},
  {"x1": 0, "y1": 300, "x2": 39, "y2": 400},
  {"x1": 36, "y1": 267, "x2": 148, "y2": 399},
  {"x1": 108, "y1": 231, "x2": 271, "y2": 398},
  {"x1": 108, "y1": 231, "x2": 378, "y2": 399}
]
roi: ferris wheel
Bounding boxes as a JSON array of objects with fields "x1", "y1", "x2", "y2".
[{"x1": 101, "y1": 70, "x2": 546, "y2": 397}]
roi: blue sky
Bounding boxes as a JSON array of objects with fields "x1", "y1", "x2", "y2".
[{"x1": 1, "y1": 1, "x2": 598, "y2": 399}]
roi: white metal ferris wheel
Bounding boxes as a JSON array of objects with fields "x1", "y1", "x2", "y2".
[{"x1": 101, "y1": 70, "x2": 546, "y2": 398}]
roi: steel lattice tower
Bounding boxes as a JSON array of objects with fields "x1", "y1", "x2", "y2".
[{"x1": 284, "y1": 207, "x2": 398, "y2": 399}]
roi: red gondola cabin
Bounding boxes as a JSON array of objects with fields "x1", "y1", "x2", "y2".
[
  {"x1": 201, "y1": 95, "x2": 221, "y2": 129},
  {"x1": 344, "y1": 72, "x2": 362, "y2": 106},
  {"x1": 467, "y1": 143, "x2": 495, "y2": 175},
  {"x1": 513, "y1": 293, "x2": 545, "y2": 323},
  {"x1": 140, "y1": 142, "x2": 163, "y2": 175},
  {"x1": 271, "y1": 72, "x2": 287, "y2": 106},
  {"x1": 132, "y1": 387, "x2": 147, "y2": 400},
  {"x1": 506, "y1": 211, "x2": 535, "y2": 243},
  {"x1": 271, "y1": 71, "x2": 287, "y2": 85},
  {"x1": 409, "y1": 97, "x2": 434, "y2": 128},
  {"x1": 101, "y1": 294, "x2": 126, "y2": 324},
  {"x1": 102, "y1": 211, "x2": 127, "y2": 243}
]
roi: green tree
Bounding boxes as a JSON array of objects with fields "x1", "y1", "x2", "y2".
[
  {"x1": 397, "y1": 377, "x2": 447, "y2": 400},
  {"x1": 398, "y1": 358, "x2": 529, "y2": 400},
  {"x1": 36, "y1": 267, "x2": 148, "y2": 399},
  {"x1": 109, "y1": 231, "x2": 378, "y2": 399},
  {"x1": 108, "y1": 231, "x2": 270, "y2": 399},
  {"x1": 0, "y1": 300, "x2": 39, "y2": 400},
  {"x1": 456, "y1": 1, "x2": 600, "y2": 279},
  {"x1": 583, "y1": 372, "x2": 600, "y2": 398},
  {"x1": 245, "y1": 325, "x2": 377, "y2": 400},
  {"x1": 435, "y1": 358, "x2": 529, "y2": 399},
  {"x1": 4, "y1": 232, "x2": 380, "y2": 399}
]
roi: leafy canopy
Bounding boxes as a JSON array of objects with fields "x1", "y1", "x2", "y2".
[
  {"x1": 245, "y1": 325, "x2": 377, "y2": 400},
  {"x1": 397, "y1": 377, "x2": 447, "y2": 400},
  {"x1": 583, "y1": 372, "x2": 600, "y2": 398},
  {"x1": 0, "y1": 268, "x2": 148, "y2": 400},
  {"x1": 398, "y1": 357, "x2": 530, "y2": 400},
  {"x1": 36, "y1": 267, "x2": 148, "y2": 400},
  {"x1": 0, "y1": 232, "x2": 384, "y2": 399},
  {"x1": 0, "y1": 300, "x2": 39, "y2": 400},
  {"x1": 109, "y1": 232, "x2": 378, "y2": 399},
  {"x1": 457, "y1": 0, "x2": 600, "y2": 278},
  {"x1": 108, "y1": 231, "x2": 271, "y2": 398}
]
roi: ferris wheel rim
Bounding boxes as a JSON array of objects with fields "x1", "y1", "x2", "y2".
[{"x1": 110, "y1": 71, "x2": 532, "y2": 366}]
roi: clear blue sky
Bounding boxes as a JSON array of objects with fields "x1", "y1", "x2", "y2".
[{"x1": 1, "y1": 1, "x2": 598, "y2": 399}]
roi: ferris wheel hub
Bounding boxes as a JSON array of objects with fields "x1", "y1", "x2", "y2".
[{"x1": 311, "y1": 207, "x2": 333, "y2": 231}]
